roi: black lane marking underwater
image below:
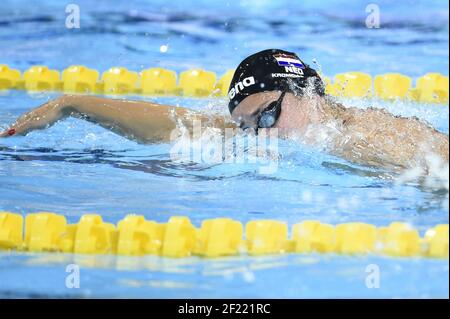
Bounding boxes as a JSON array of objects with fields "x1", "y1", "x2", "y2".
[
  {"x1": 0, "y1": 146, "x2": 447, "y2": 213},
  {"x1": 0, "y1": 145, "x2": 403, "y2": 187},
  {"x1": 0, "y1": 146, "x2": 245, "y2": 181},
  {"x1": 1, "y1": 6, "x2": 447, "y2": 47},
  {"x1": 4, "y1": 8, "x2": 445, "y2": 47}
]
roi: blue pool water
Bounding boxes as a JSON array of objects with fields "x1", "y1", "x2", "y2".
[{"x1": 0, "y1": 0, "x2": 449, "y2": 298}]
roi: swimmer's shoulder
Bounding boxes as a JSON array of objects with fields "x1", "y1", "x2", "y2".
[{"x1": 321, "y1": 97, "x2": 355, "y2": 126}]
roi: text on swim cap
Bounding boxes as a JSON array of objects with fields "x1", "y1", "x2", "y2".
[
  {"x1": 228, "y1": 76, "x2": 256, "y2": 100},
  {"x1": 284, "y1": 66, "x2": 304, "y2": 75}
]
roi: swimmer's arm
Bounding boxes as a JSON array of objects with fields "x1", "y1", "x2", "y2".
[{"x1": 0, "y1": 95, "x2": 236, "y2": 143}]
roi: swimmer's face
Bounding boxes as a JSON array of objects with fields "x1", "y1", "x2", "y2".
[{"x1": 231, "y1": 91, "x2": 296, "y2": 130}]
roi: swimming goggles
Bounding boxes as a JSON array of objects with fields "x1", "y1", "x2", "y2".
[{"x1": 256, "y1": 91, "x2": 286, "y2": 129}]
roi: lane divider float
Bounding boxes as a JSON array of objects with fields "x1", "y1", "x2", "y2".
[
  {"x1": 0, "y1": 212, "x2": 448, "y2": 259},
  {"x1": 0, "y1": 64, "x2": 448, "y2": 104}
]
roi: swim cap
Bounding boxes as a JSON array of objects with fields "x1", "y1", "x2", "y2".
[{"x1": 227, "y1": 49, "x2": 325, "y2": 114}]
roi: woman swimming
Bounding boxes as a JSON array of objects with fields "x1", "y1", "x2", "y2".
[{"x1": 1, "y1": 49, "x2": 448, "y2": 171}]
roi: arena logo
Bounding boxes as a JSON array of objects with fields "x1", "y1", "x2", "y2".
[{"x1": 228, "y1": 76, "x2": 255, "y2": 99}]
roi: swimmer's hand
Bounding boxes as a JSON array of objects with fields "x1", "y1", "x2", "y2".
[{"x1": 0, "y1": 96, "x2": 67, "y2": 137}]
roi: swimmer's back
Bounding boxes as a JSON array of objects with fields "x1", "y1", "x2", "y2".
[{"x1": 330, "y1": 105, "x2": 449, "y2": 170}]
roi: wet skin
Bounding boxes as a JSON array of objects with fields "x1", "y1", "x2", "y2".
[{"x1": 1, "y1": 93, "x2": 448, "y2": 171}]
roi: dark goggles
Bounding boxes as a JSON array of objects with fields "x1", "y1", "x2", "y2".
[{"x1": 256, "y1": 91, "x2": 286, "y2": 129}]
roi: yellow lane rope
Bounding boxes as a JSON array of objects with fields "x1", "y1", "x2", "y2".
[
  {"x1": 0, "y1": 212, "x2": 448, "y2": 259},
  {"x1": 0, "y1": 65, "x2": 448, "y2": 104}
]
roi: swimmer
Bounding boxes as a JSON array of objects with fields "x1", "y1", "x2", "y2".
[{"x1": 1, "y1": 49, "x2": 448, "y2": 171}]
